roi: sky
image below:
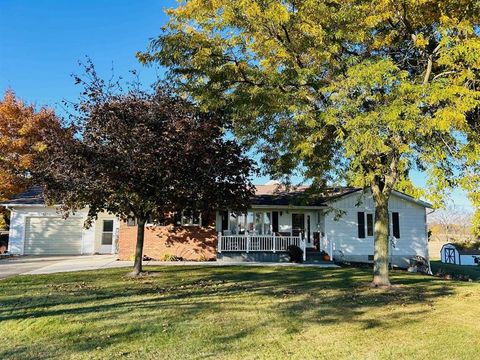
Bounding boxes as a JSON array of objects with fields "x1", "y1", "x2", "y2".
[{"x1": 0, "y1": 0, "x2": 473, "y2": 212}]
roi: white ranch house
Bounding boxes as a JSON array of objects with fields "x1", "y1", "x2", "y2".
[
  {"x1": 4, "y1": 183, "x2": 432, "y2": 267},
  {"x1": 215, "y1": 183, "x2": 432, "y2": 267}
]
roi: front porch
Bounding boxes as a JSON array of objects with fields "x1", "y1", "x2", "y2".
[{"x1": 217, "y1": 233, "x2": 334, "y2": 263}]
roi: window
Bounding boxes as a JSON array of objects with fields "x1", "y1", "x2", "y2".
[
  {"x1": 392, "y1": 212, "x2": 400, "y2": 238},
  {"x1": 181, "y1": 211, "x2": 201, "y2": 226},
  {"x1": 246, "y1": 212, "x2": 255, "y2": 232},
  {"x1": 146, "y1": 214, "x2": 166, "y2": 226},
  {"x1": 263, "y1": 212, "x2": 272, "y2": 235},
  {"x1": 357, "y1": 212, "x2": 365, "y2": 238},
  {"x1": 127, "y1": 215, "x2": 165, "y2": 227},
  {"x1": 227, "y1": 211, "x2": 272, "y2": 235},
  {"x1": 292, "y1": 213, "x2": 305, "y2": 236},
  {"x1": 229, "y1": 213, "x2": 247, "y2": 234},
  {"x1": 366, "y1": 213, "x2": 374, "y2": 237},
  {"x1": 102, "y1": 220, "x2": 114, "y2": 245}
]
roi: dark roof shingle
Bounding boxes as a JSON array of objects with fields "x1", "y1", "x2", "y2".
[
  {"x1": 2, "y1": 186, "x2": 44, "y2": 205},
  {"x1": 251, "y1": 185, "x2": 360, "y2": 206}
]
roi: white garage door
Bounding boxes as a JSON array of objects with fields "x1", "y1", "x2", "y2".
[{"x1": 24, "y1": 217, "x2": 84, "y2": 255}]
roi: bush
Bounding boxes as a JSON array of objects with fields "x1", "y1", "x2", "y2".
[
  {"x1": 198, "y1": 254, "x2": 210, "y2": 262},
  {"x1": 430, "y1": 260, "x2": 480, "y2": 281},
  {"x1": 0, "y1": 233, "x2": 8, "y2": 254},
  {"x1": 162, "y1": 253, "x2": 181, "y2": 261},
  {"x1": 287, "y1": 245, "x2": 303, "y2": 263}
]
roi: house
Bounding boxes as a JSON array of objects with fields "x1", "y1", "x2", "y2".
[
  {"x1": 3, "y1": 183, "x2": 432, "y2": 267},
  {"x1": 440, "y1": 243, "x2": 480, "y2": 266}
]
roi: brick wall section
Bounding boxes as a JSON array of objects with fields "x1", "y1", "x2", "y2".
[{"x1": 118, "y1": 222, "x2": 217, "y2": 261}]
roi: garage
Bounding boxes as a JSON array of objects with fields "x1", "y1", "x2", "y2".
[{"x1": 24, "y1": 216, "x2": 84, "y2": 255}]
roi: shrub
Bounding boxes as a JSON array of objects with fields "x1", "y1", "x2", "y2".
[
  {"x1": 162, "y1": 253, "x2": 181, "y2": 261},
  {"x1": 198, "y1": 254, "x2": 210, "y2": 262},
  {"x1": 287, "y1": 245, "x2": 303, "y2": 263}
]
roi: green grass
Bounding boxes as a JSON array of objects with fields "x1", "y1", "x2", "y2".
[
  {"x1": 431, "y1": 260, "x2": 480, "y2": 280},
  {"x1": 0, "y1": 266, "x2": 479, "y2": 360}
]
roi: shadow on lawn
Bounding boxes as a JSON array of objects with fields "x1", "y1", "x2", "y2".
[{"x1": 0, "y1": 266, "x2": 457, "y2": 359}]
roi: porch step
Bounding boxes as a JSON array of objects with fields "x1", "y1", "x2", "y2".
[
  {"x1": 304, "y1": 260, "x2": 334, "y2": 265},
  {"x1": 306, "y1": 252, "x2": 326, "y2": 259},
  {"x1": 306, "y1": 252, "x2": 333, "y2": 264}
]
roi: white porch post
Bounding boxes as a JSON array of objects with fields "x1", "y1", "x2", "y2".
[
  {"x1": 302, "y1": 233, "x2": 306, "y2": 262},
  {"x1": 329, "y1": 232, "x2": 334, "y2": 262},
  {"x1": 218, "y1": 232, "x2": 222, "y2": 253},
  {"x1": 273, "y1": 233, "x2": 276, "y2": 253},
  {"x1": 246, "y1": 233, "x2": 250, "y2": 253}
]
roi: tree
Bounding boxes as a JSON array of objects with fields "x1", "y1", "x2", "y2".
[
  {"x1": 139, "y1": 0, "x2": 480, "y2": 286},
  {"x1": 0, "y1": 90, "x2": 62, "y2": 228},
  {"x1": 33, "y1": 66, "x2": 255, "y2": 275},
  {"x1": 429, "y1": 205, "x2": 474, "y2": 243}
]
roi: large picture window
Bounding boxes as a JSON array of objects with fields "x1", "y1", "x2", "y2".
[{"x1": 227, "y1": 211, "x2": 272, "y2": 235}]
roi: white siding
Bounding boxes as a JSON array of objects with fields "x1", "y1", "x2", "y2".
[
  {"x1": 92, "y1": 212, "x2": 118, "y2": 253},
  {"x1": 6, "y1": 206, "x2": 107, "y2": 255},
  {"x1": 459, "y1": 255, "x2": 479, "y2": 266},
  {"x1": 325, "y1": 191, "x2": 428, "y2": 265}
]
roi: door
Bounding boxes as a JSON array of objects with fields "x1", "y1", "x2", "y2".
[
  {"x1": 445, "y1": 248, "x2": 456, "y2": 264},
  {"x1": 292, "y1": 213, "x2": 305, "y2": 236},
  {"x1": 99, "y1": 219, "x2": 114, "y2": 254},
  {"x1": 24, "y1": 217, "x2": 83, "y2": 255}
]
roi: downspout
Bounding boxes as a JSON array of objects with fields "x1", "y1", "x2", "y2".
[{"x1": 425, "y1": 208, "x2": 436, "y2": 275}]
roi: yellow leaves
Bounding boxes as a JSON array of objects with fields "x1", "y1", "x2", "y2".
[
  {"x1": 413, "y1": 33, "x2": 429, "y2": 49},
  {"x1": 265, "y1": 2, "x2": 289, "y2": 24}
]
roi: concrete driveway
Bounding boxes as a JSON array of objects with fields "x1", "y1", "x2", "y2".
[
  {"x1": 0, "y1": 255, "x2": 120, "y2": 279},
  {"x1": 1, "y1": 255, "x2": 339, "y2": 279},
  {"x1": 0, "y1": 256, "x2": 79, "y2": 279}
]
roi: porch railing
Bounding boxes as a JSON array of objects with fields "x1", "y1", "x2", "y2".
[{"x1": 218, "y1": 233, "x2": 306, "y2": 261}]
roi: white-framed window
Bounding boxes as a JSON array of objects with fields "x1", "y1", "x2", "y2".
[
  {"x1": 101, "y1": 220, "x2": 114, "y2": 245},
  {"x1": 181, "y1": 211, "x2": 201, "y2": 226},
  {"x1": 146, "y1": 214, "x2": 166, "y2": 227},
  {"x1": 127, "y1": 215, "x2": 165, "y2": 227},
  {"x1": 227, "y1": 211, "x2": 272, "y2": 235}
]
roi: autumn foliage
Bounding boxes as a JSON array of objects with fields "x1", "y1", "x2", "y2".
[{"x1": 0, "y1": 90, "x2": 62, "y2": 201}]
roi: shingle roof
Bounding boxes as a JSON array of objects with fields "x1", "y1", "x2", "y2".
[
  {"x1": 251, "y1": 185, "x2": 360, "y2": 206},
  {"x1": 1, "y1": 186, "x2": 44, "y2": 205},
  {"x1": 458, "y1": 249, "x2": 480, "y2": 255},
  {"x1": 3, "y1": 184, "x2": 431, "y2": 209}
]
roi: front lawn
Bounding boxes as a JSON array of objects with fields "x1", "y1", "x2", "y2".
[{"x1": 0, "y1": 266, "x2": 479, "y2": 359}]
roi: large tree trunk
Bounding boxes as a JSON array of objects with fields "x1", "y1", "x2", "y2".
[
  {"x1": 372, "y1": 194, "x2": 391, "y2": 287},
  {"x1": 132, "y1": 218, "x2": 146, "y2": 276}
]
